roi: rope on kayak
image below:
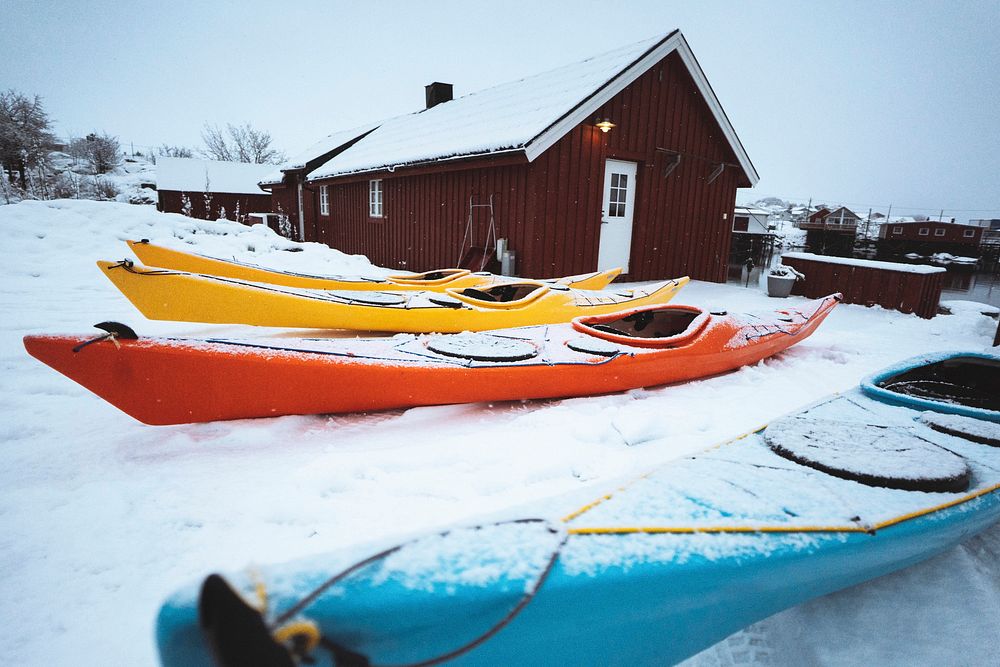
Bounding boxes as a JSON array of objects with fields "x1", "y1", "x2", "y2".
[
  {"x1": 106, "y1": 258, "x2": 177, "y2": 275},
  {"x1": 71, "y1": 321, "x2": 138, "y2": 352},
  {"x1": 268, "y1": 518, "x2": 568, "y2": 667}
]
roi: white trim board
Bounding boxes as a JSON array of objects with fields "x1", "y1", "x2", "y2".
[{"x1": 524, "y1": 31, "x2": 759, "y2": 186}]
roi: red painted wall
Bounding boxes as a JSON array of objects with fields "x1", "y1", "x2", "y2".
[
  {"x1": 157, "y1": 190, "x2": 271, "y2": 222},
  {"x1": 299, "y1": 51, "x2": 748, "y2": 282},
  {"x1": 880, "y1": 221, "x2": 983, "y2": 245}
]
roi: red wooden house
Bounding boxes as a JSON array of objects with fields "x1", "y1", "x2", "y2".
[
  {"x1": 158, "y1": 157, "x2": 273, "y2": 221},
  {"x1": 260, "y1": 31, "x2": 758, "y2": 282},
  {"x1": 799, "y1": 206, "x2": 861, "y2": 233},
  {"x1": 878, "y1": 219, "x2": 984, "y2": 255}
]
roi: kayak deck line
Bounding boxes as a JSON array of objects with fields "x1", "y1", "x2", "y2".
[
  {"x1": 127, "y1": 238, "x2": 625, "y2": 291},
  {"x1": 235, "y1": 518, "x2": 572, "y2": 667},
  {"x1": 560, "y1": 421, "x2": 771, "y2": 523},
  {"x1": 565, "y1": 481, "x2": 1000, "y2": 536},
  {"x1": 24, "y1": 294, "x2": 838, "y2": 423},
  {"x1": 98, "y1": 258, "x2": 688, "y2": 332},
  {"x1": 197, "y1": 335, "x2": 627, "y2": 369},
  {"x1": 562, "y1": 390, "x2": 1000, "y2": 538}
]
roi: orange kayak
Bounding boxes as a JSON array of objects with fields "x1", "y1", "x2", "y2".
[{"x1": 23, "y1": 295, "x2": 840, "y2": 425}]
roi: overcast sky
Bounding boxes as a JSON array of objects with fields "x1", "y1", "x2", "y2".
[{"x1": 4, "y1": 0, "x2": 999, "y2": 218}]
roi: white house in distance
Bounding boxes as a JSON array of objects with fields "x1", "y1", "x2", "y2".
[
  {"x1": 156, "y1": 157, "x2": 274, "y2": 221},
  {"x1": 732, "y1": 205, "x2": 771, "y2": 234}
]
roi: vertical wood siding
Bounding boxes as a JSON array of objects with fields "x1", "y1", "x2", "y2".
[
  {"x1": 783, "y1": 255, "x2": 944, "y2": 319},
  {"x1": 305, "y1": 51, "x2": 747, "y2": 282}
]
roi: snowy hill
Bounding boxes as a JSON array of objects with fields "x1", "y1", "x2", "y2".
[{"x1": 1, "y1": 200, "x2": 999, "y2": 665}]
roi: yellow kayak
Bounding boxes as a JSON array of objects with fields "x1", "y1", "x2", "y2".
[
  {"x1": 125, "y1": 239, "x2": 621, "y2": 291},
  {"x1": 98, "y1": 260, "x2": 688, "y2": 333}
]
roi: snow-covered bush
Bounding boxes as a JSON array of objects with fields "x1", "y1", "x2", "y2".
[
  {"x1": 92, "y1": 176, "x2": 119, "y2": 200},
  {"x1": 84, "y1": 133, "x2": 122, "y2": 174}
]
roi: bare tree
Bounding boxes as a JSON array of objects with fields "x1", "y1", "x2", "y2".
[
  {"x1": 0, "y1": 89, "x2": 55, "y2": 189},
  {"x1": 157, "y1": 144, "x2": 194, "y2": 159},
  {"x1": 201, "y1": 122, "x2": 285, "y2": 164},
  {"x1": 67, "y1": 137, "x2": 91, "y2": 168}
]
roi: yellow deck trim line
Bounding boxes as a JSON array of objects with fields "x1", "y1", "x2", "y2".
[
  {"x1": 870, "y1": 481, "x2": 1000, "y2": 531},
  {"x1": 567, "y1": 525, "x2": 867, "y2": 535},
  {"x1": 566, "y1": 482, "x2": 1000, "y2": 536},
  {"x1": 560, "y1": 423, "x2": 771, "y2": 524}
]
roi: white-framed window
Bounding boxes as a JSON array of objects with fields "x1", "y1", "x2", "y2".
[
  {"x1": 369, "y1": 179, "x2": 383, "y2": 218},
  {"x1": 963, "y1": 229, "x2": 975, "y2": 238},
  {"x1": 319, "y1": 185, "x2": 329, "y2": 216},
  {"x1": 892, "y1": 226, "x2": 903, "y2": 234},
  {"x1": 608, "y1": 172, "x2": 628, "y2": 217},
  {"x1": 918, "y1": 227, "x2": 929, "y2": 236},
  {"x1": 934, "y1": 228, "x2": 946, "y2": 236}
]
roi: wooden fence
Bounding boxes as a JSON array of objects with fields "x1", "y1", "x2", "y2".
[{"x1": 781, "y1": 252, "x2": 946, "y2": 319}]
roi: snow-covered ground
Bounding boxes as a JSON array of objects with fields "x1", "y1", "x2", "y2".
[{"x1": 2, "y1": 200, "x2": 999, "y2": 665}]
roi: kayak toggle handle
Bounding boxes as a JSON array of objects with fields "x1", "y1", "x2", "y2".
[{"x1": 72, "y1": 321, "x2": 138, "y2": 353}]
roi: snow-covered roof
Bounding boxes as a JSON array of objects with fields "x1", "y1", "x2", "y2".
[
  {"x1": 294, "y1": 31, "x2": 757, "y2": 186},
  {"x1": 782, "y1": 252, "x2": 946, "y2": 274},
  {"x1": 828, "y1": 206, "x2": 860, "y2": 218},
  {"x1": 735, "y1": 205, "x2": 770, "y2": 216},
  {"x1": 157, "y1": 157, "x2": 273, "y2": 195},
  {"x1": 259, "y1": 121, "x2": 382, "y2": 186}
]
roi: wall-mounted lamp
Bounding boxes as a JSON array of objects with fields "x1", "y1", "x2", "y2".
[{"x1": 594, "y1": 118, "x2": 616, "y2": 133}]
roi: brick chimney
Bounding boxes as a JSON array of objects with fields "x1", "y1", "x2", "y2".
[{"x1": 425, "y1": 82, "x2": 453, "y2": 109}]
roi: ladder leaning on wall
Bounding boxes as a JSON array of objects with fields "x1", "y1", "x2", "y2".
[{"x1": 457, "y1": 194, "x2": 497, "y2": 272}]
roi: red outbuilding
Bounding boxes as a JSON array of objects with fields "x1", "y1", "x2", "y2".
[
  {"x1": 879, "y1": 220, "x2": 984, "y2": 246},
  {"x1": 260, "y1": 31, "x2": 759, "y2": 282},
  {"x1": 157, "y1": 157, "x2": 274, "y2": 222}
]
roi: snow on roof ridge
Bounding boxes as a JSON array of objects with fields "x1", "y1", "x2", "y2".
[
  {"x1": 260, "y1": 119, "x2": 388, "y2": 186},
  {"x1": 452, "y1": 32, "x2": 665, "y2": 106},
  {"x1": 305, "y1": 32, "x2": 699, "y2": 182}
]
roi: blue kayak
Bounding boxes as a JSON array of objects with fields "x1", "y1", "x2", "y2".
[{"x1": 156, "y1": 351, "x2": 1000, "y2": 666}]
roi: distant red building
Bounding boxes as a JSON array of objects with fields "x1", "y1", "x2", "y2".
[
  {"x1": 157, "y1": 157, "x2": 273, "y2": 222},
  {"x1": 879, "y1": 220, "x2": 983, "y2": 252},
  {"x1": 800, "y1": 206, "x2": 861, "y2": 232},
  {"x1": 261, "y1": 31, "x2": 758, "y2": 282}
]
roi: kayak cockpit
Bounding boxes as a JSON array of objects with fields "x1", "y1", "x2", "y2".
[
  {"x1": 875, "y1": 356, "x2": 1000, "y2": 412},
  {"x1": 448, "y1": 282, "x2": 549, "y2": 308},
  {"x1": 573, "y1": 305, "x2": 709, "y2": 348},
  {"x1": 389, "y1": 268, "x2": 471, "y2": 286}
]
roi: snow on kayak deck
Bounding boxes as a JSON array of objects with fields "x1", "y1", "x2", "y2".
[
  {"x1": 3, "y1": 200, "x2": 1000, "y2": 665},
  {"x1": 920, "y1": 411, "x2": 1000, "y2": 446},
  {"x1": 565, "y1": 393, "x2": 1000, "y2": 536}
]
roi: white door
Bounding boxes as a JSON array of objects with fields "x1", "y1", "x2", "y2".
[{"x1": 597, "y1": 159, "x2": 637, "y2": 273}]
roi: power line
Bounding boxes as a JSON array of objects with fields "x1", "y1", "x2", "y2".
[{"x1": 740, "y1": 193, "x2": 1000, "y2": 215}]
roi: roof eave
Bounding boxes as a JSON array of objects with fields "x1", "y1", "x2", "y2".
[
  {"x1": 306, "y1": 147, "x2": 529, "y2": 183},
  {"x1": 259, "y1": 126, "x2": 382, "y2": 190},
  {"x1": 522, "y1": 30, "x2": 759, "y2": 187}
]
